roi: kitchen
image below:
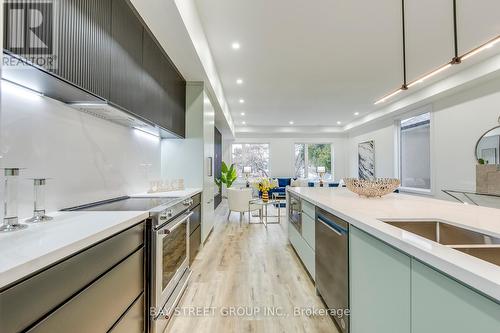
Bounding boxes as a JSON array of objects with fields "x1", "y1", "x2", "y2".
[{"x1": 1, "y1": 1, "x2": 500, "y2": 333}]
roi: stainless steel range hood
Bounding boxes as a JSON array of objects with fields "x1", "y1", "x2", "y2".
[
  {"x1": 2, "y1": 51, "x2": 179, "y2": 139},
  {"x1": 68, "y1": 102, "x2": 178, "y2": 138}
]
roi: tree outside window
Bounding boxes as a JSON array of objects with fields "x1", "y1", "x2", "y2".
[
  {"x1": 295, "y1": 143, "x2": 333, "y2": 180},
  {"x1": 231, "y1": 143, "x2": 270, "y2": 178}
]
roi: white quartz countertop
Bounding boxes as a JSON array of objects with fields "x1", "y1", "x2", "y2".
[
  {"x1": 130, "y1": 188, "x2": 202, "y2": 199},
  {"x1": 287, "y1": 187, "x2": 500, "y2": 301},
  {"x1": 0, "y1": 210, "x2": 149, "y2": 290}
]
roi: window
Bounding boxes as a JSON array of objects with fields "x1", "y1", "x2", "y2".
[
  {"x1": 231, "y1": 143, "x2": 270, "y2": 178},
  {"x1": 294, "y1": 144, "x2": 333, "y2": 180},
  {"x1": 400, "y1": 112, "x2": 431, "y2": 190}
]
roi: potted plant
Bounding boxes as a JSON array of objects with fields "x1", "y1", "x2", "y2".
[
  {"x1": 255, "y1": 178, "x2": 276, "y2": 203},
  {"x1": 215, "y1": 162, "x2": 237, "y2": 197}
]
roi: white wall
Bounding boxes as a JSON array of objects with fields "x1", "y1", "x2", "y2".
[
  {"x1": 0, "y1": 81, "x2": 162, "y2": 219},
  {"x1": 432, "y1": 76, "x2": 500, "y2": 198},
  {"x1": 346, "y1": 75, "x2": 500, "y2": 199},
  {"x1": 225, "y1": 137, "x2": 348, "y2": 181}
]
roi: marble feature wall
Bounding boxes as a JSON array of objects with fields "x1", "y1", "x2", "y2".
[
  {"x1": 476, "y1": 165, "x2": 500, "y2": 195},
  {"x1": 0, "y1": 81, "x2": 162, "y2": 219}
]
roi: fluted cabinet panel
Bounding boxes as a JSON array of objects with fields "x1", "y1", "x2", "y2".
[
  {"x1": 3, "y1": 0, "x2": 186, "y2": 137},
  {"x1": 110, "y1": 0, "x2": 143, "y2": 114},
  {"x1": 55, "y1": 0, "x2": 112, "y2": 99}
]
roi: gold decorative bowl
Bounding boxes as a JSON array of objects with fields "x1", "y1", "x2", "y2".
[{"x1": 344, "y1": 178, "x2": 401, "y2": 198}]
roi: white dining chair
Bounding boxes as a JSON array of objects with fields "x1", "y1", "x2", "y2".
[{"x1": 227, "y1": 188, "x2": 258, "y2": 225}]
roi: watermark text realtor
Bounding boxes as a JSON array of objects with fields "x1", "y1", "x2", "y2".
[{"x1": 3, "y1": 0, "x2": 58, "y2": 69}]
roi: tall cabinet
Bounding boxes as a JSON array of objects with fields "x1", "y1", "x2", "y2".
[{"x1": 161, "y1": 82, "x2": 215, "y2": 243}]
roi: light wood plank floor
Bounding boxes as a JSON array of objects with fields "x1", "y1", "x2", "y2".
[{"x1": 167, "y1": 201, "x2": 339, "y2": 333}]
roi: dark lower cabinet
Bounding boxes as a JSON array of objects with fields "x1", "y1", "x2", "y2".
[
  {"x1": 189, "y1": 225, "x2": 201, "y2": 266},
  {"x1": 110, "y1": 294, "x2": 145, "y2": 333},
  {"x1": 189, "y1": 202, "x2": 202, "y2": 265},
  {"x1": 110, "y1": 0, "x2": 144, "y2": 114},
  {"x1": 0, "y1": 222, "x2": 145, "y2": 333},
  {"x1": 29, "y1": 249, "x2": 144, "y2": 333}
]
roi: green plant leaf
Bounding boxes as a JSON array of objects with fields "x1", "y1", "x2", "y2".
[{"x1": 221, "y1": 162, "x2": 229, "y2": 174}]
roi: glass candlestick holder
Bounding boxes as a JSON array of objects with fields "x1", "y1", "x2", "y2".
[
  {"x1": 1, "y1": 168, "x2": 27, "y2": 232},
  {"x1": 26, "y1": 178, "x2": 53, "y2": 223}
]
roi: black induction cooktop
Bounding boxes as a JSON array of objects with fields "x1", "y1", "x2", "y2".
[{"x1": 63, "y1": 196, "x2": 179, "y2": 212}]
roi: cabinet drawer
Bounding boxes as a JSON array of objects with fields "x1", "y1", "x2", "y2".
[
  {"x1": 302, "y1": 213, "x2": 315, "y2": 251},
  {"x1": 111, "y1": 293, "x2": 145, "y2": 333},
  {"x1": 29, "y1": 248, "x2": 144, "y2": 333},
  {"x1": 191, "y1": 193, "x2": 201, "y2": 207},
  {"x1": 189, "y1": 225, "x2": 202, "y2": 265},
  {"x1": 301, "y1": 200, "x2": 315, "y2": 219},
  {"x1": 0, "y1": 223, "x2": 144, "y2": 333},
  {"x1": 289, "y1": 223, "x2": 315, "y2": 281},
  {"x1": 189, "y1": 204, "x2": 201, "y2": 235}
]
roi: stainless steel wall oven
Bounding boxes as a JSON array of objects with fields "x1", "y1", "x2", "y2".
[{"x1": 288, "y1": 193, "x2": 302, "y2": 233}]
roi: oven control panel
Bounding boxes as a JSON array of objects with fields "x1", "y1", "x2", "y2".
[{"x1": 159, "y1": 209, "x2": 174, "y2": 222}]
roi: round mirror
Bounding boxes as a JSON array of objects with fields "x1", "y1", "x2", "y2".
[{"x1": 475, "y1": 126, "x2": 500, "y2": 164}]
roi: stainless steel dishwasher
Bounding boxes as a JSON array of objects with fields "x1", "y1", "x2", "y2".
[{"x1": 315, "y1": 207, "x2": 349, "y2": 333}]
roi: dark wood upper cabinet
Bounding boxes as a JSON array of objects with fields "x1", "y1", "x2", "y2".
[
  {"x1": 110, "y1": 0, "x2": 144, "y2": 114},
  {"x1": 142, "y1": 31, "x2": 186, "y2": 137},
  {"x1": 55, "y1": 0, "x2": 112, "y2": 99},
  {"x1": 163, "y1": 53, "x2": 186, "y2": 138},
  {"x1": 3, "y1": 0, "x2": 186, "y2": 138},
  {"x1": 142, "y1": 32, "x2": 172, "y2": 132}
]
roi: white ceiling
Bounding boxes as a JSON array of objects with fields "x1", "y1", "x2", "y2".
[{"x1": 194, "y1": 0, "x2": 500, "y2": 132}]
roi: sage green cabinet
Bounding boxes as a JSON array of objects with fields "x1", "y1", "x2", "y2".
[
  {"x1": 301, "y1": 204, "x2": 315, "y2": 250},
  {"x1": 350, "y1": 226, "x2": 500, "y2": 333},
  {"x1": 301, "y1": 199, "x2": 315, "y2": 220},
  {"x1": 411, "y1": 259, "x2": 500, "y2": 333},
  {"x1": 349, "y1": 227, "x2": 411, "y2": 333},
  {"x1": 288, "y1": 221, "x2": 315, "y2": 280}
]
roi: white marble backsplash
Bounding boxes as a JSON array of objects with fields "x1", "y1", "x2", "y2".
[{"x1": 0, "y1": 81, "x2": 162, "y2": 219}]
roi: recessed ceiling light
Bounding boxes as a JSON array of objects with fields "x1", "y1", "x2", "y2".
[
  {"x1": 231, "y1": 42, "x2": 240, "y2": 50},
  {"x1": 236, "y1": 79, "x2": 243, "y2": 85},
  {"x1": 337, "y1": 121, "x2": 342, "y2": 125},
  {"x1": 240, "y1": 112, "x2": 245, "y2": 116},
  {"x1": 239, "y1": 99, "x2": 245, "y2": 104},
  {"x1": 289, "y1": 121, "x2": 294, "y2": 125},
  {"x1": 354, "y1": 112, "x2": 359, "y2": 116},
  {"x1": 242, "y1": 121, "x2": 246, "y2": 125}
]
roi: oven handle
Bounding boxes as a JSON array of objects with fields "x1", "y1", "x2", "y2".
[{"x1": 157, "y1": 211, "x2": 193, "y2": 235}]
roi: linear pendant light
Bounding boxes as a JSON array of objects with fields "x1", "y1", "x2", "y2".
[{"x1": 374, "y1": 0, "x2": 500, "y2": 105}]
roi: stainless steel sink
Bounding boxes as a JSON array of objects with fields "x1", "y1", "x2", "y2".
[
  {"x1": 381, "y1": 219, "x2": 500, "y2": 266},
  {"x1": 452, "y1": 245, "x2": 500, "y2": 266},
  {"x1": 381, "y1": 220, "x2": 500, "y2": 245}
]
